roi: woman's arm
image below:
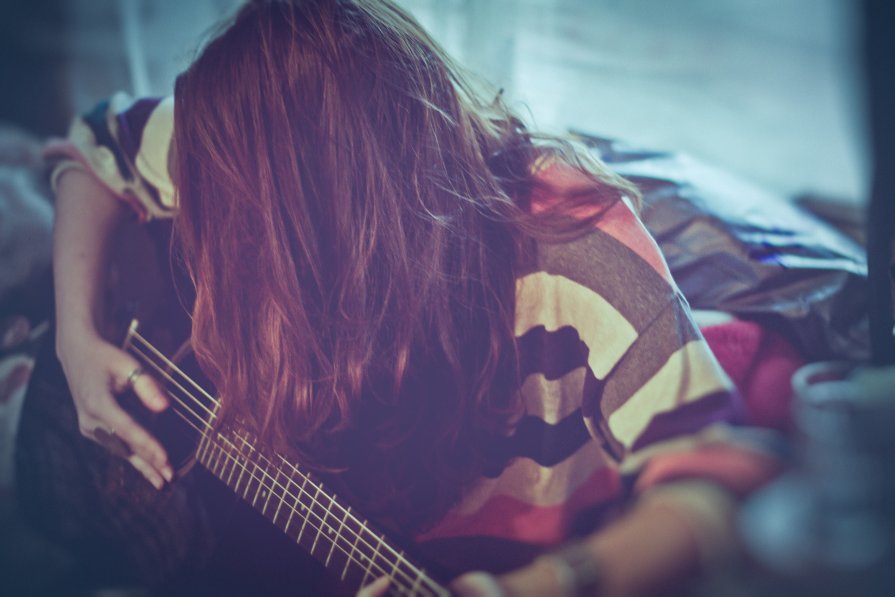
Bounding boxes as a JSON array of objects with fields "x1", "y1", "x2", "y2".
[
  {"x1": 358, "y1": 481, "x2": 735, "y2": 597},
  {"x1": 465, "y1": 481, "x2": 735, "y2": 597},
  {"x1": 53, "y1": 168, "x2": 173, "y2": 488}
]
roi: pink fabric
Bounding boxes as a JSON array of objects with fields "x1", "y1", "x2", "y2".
[
  {"x1": 701, "y1": 320, "x2": 806, "y2": 429},
  {"x1": 416, "y1": 466, "x2": 621, "y2": 546}
]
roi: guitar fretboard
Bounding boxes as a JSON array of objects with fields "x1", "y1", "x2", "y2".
[{"x1": 123, "y1": 322, "x2": 448, "y2": 596}]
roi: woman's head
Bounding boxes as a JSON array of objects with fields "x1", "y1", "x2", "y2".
[{"x1": 173, "y1": 0, "x2": 636, "y2": 528}]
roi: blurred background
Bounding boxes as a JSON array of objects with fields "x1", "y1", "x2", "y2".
[
  {"x1": 2, "y1": 2, "x2": 892, "y2": 595},
  {"x1": 0, "y1": 0, "x2": 867, "y2": 204}
]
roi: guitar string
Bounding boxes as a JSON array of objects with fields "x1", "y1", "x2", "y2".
[
  {"x1": 127, "y1": 338, "x2": 442, "y2": 595},
  {"x1": 128, "y1": 331, "x2": 443, "y2": 594}
]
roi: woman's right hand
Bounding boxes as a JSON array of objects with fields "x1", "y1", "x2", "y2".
[
  {"x1": 57, "y1": 327, "x2": 173, "y2": 489},
  {"x1": 50, "y1": 168, "x2": 172, "y2": 489}
]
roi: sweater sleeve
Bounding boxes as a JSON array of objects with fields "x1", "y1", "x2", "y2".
[
  {"x1": 527, "y1": 190, "x2": 780, "y2": 499},
  {"x1": 44, "y1": 92, "x2": 177, "y2": 221},
  {"x1": 584, "y1": 260, "x2": 779, "y2": 499}
]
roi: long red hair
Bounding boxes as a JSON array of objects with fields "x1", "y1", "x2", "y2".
[{"x1": 173, "y1": 0, "x2": 638, "y2": 530}]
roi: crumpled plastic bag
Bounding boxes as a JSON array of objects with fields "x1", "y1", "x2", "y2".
[{"x1": 575, "y1": 133, "x2": 869, "y2": 361}]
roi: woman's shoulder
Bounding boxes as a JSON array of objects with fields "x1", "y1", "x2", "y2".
[
  {"x1": 516, "y1": 158, "x2": 687, "y2": 384},
  {"x1": 45, "y1": 93, "x2": 176, "y2": 221},
  {"x1": 523, "y1": 157, "x2": 677, "y2": 296}
]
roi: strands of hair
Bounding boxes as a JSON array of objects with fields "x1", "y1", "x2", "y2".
[{"x1": 172, "y1": 0, "x2": 638, "y2": 531}]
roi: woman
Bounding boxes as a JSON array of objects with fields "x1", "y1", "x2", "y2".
[{"x1": 29, "y1": 0, "x2": 776, "y2": 594}]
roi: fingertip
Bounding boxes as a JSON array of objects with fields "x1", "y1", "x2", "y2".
[
  {"x1": 131, "y1": 374, "x2": 168, "y2": 412},
  {"x1": 129, "y1": 455, "x2": 164, "y2": 491},
  {"x1": 150, "y1": 445, "x2": 170, "y2": 474},
  {"x1": 144, "y1": 388, "x2": 168, "y2": 412},
  {"x1": 358, "y1": 576, "x2": 391, "y2": 597},
  {"x1": 151, "y1": 395, "x2": 168, "y2": 412},
  {"x1": 150, "y1": 475, "x2": 164, "y2": 491},
  {"x1": 451, "y1": 572, "x2": 504, "y2": 597},
  {"x1": 128, "y1": 430, "x2": 168, "y2": 475}
]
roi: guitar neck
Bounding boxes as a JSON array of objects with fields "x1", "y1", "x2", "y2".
[
  {"x1": 196, "y1": 430, "x2": 446, "y2": 595},
  {"x1": 122, "y1": 322, "x2": 447, "y2": 596}
]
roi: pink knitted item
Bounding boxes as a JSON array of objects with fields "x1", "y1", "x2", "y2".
[{"x1": 701, "y1": 320, "x2": 806, "y2": 429}]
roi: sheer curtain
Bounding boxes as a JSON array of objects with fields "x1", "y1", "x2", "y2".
[{"x1": 75, "y1": 0, "x2": 864, "y2": 202}]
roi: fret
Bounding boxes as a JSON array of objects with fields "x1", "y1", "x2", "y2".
[
  {"x1": 286, "y1": 477, "x2": 308, "y2": 543},
  {"x1": 225, "y1": 440, "x2": 240, "y2": 487},
  {"x1": 232, "y1": 444, "x2": 248, "y2": 494},
  {"x1": 216, "y1": 445, "x2": 235, "y2": 479},
  {"x1": 218, "y1": 442, "x2": 235, "y2": 481},
  {"x1": 260, "y1": 464, "x2": 277, "y2": 517},
  {"x1": 205, "y1": 436, "x2": 217, "y2": 470},
  {"x1": 199, "y1": 439, "x2": 214, "y2": 470},
  {"x1": 217, "y1": 446, "x2": 236, "y2": 479},
  {"x1": 339, "y1": 507, "x2": 355, "y2": 581},
  {"x1": 213, "y1": 440, "x2": 227, "y2": 478},
  {"x1": 283, "y1": 478, "x2": 298, "y2": 536},
  {"x1": 301, "y1": 483, "x2": 324, "y2": 553},
  {"x1": 362, "y1": 534, "x2": 383, "y2": 587},
  {"x1": 197, "y1": 432, "x2": 212, "y2": 466},
  {"x1": 208, "y1": 441, "x2": 224, "y2": 475},
  {"x1": 242, "y1": 461, "x2": 259, "y2": 500},
  {"x1": 310, "y1": 493, "x2": 333, "y2": 557},
  {"x1": 213, "y1": 441, "x2": 230, "y2": 477},
  {"x1": 202, "y1": 437, "x2": 215, "y2": 470},
  {"x1": 390, "y1": 550, "x2": 404, "y2": 589},
  {"x1": 252, "y1": 460, "x2": 268, "y2": 510},
  {"x1": 232, "y1": 432, "x2": 263, "y2": 509},
  {"x1": 409, "y1": 570, "x2": 423, "y2": 595},
  {"x1": 258, "y1": 466, "x2": 271, "y2": 503},
  {"x1": 270, "y1": 467, "x2": 285, "y2": 525},
  {"x1": 222, "y1": 443, "x2": 237, "y2": 479},
  {"x1": 321, "y1": 494, "x2": 340, "y2": 567}
]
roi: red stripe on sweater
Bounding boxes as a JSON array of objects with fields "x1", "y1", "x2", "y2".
[{"x1": 417, "y1": 465, "x2": 622, "y2": 545}]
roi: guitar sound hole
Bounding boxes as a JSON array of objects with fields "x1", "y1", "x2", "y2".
[{"x1": 117, "y1": 387, "x2": 203, "y2": 472}]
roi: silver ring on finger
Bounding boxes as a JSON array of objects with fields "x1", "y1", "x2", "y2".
[{"x1": 126, "y1": 366, "x2": 144, "y2": 389}]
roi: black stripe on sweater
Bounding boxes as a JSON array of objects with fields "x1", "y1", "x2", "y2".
[{"x1": 482, "y1": 408, "x2": 592, "y2": 478}]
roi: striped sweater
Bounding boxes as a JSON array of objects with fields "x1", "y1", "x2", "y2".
[{"x1": 47, "y1": 94, "x2": 776, "y2": 573}]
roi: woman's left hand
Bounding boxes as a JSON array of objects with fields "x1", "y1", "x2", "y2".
[
  {"x1": 452, "y1": 559, "x2": 565, "y2": 596},
  {"x1": 356, "y1": 576, "x2": 392, "y2": 597},
  {"x1": 356, "y1": 560, "x2": 560, "y2": 597}
]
